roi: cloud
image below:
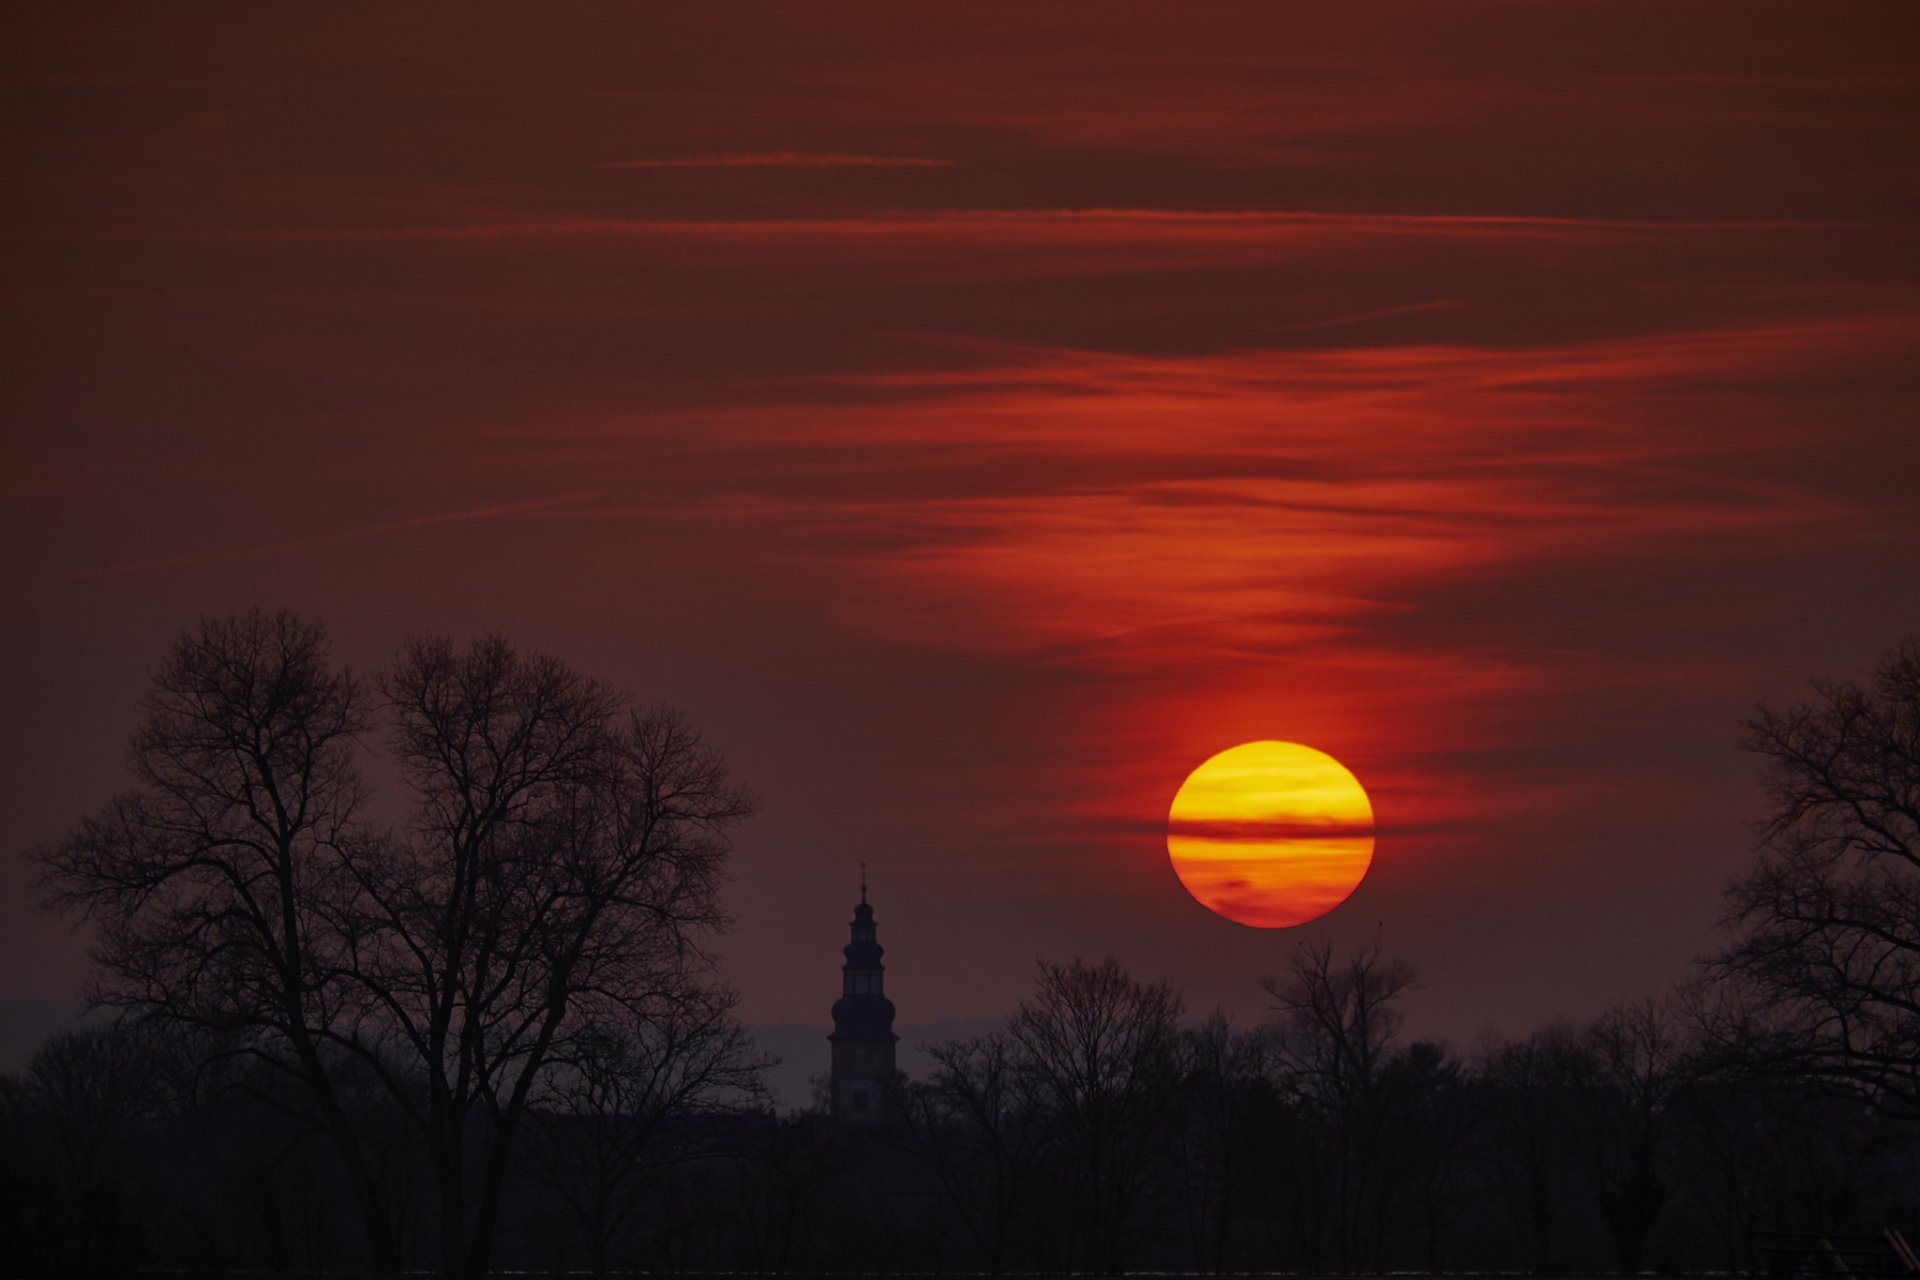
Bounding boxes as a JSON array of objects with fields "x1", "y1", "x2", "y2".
[
  {"x1": 468, "y1": 315, "x2": 1899, "y2": 676},
  {"x1": 1167, "y1": 817, "x2": 1377, "y2": 841},
  {"x1": 204, "y1": 207, "x2": 1890, "y2": 247},
  {"x1": 598, "y1": 152, "x2": 955, "y2": 169},
  {"x1": 75, "y1": 492, "x2": 603, "y2": 581}
]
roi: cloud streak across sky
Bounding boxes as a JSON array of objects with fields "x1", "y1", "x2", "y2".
[
  {"x1": 164, "y1": 208, "x2": 1901, "y2": 246},
  {"x1": 599, "y1": 152, "x2": 956, "y2": 169}
]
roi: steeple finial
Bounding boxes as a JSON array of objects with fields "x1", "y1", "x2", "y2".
[{"x1": 859, "y1": 861, "x2": 868, "y2": 904}]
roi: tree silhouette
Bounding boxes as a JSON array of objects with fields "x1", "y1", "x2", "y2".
[
  {"x1": 19, "y1": 1021, "x2": 180, "y2": 1275},
  {"x1": 1262, "y1": 938, "x2": 1414, "y2": 1271},
  {"x1": 1008, "y1": 956, "x2": 1182, "y2": 1274},
  {"x1": 36, "y1": 613, "x2": 402, "y2": 1267},
  {"x1": 1715, "y1": 637, "x2": 1920, "y2": 1114},
  {"x1": 37, "y1": 612, "x2": 752, "y2": 1279},
  {"x1": 1171, "y1": 1012, "x2": 1271, "y2": 1274},
  {"x1": 903, "y1": 1030, "x2": 1049, "y2": 1274},
  {"x1": 1580, "y1": 996, "x2": 1692, "y2": 1273},
  {"x1": 525, "y1": 984, "x2": 767, "y2": 1277}
]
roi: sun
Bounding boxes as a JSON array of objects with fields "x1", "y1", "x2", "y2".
[{"x1": 1166, "y1": 741, "x2": 1375, "y2": 928}]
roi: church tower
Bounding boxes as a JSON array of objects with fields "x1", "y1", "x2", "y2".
[{"x1": 829, "y1": 870, "x2": 898, "y2": 1124}]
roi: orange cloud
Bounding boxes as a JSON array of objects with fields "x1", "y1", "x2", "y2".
[{"x1": 631, "y1": 318, "x2": 1892, "y2": 668}]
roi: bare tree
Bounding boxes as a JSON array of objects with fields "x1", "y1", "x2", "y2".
[
  {"x1": 342, "y1": 637, "x2": 753, "y2": 1279},
  {"x1": 1171, "y1": 1012, "x2": 1271, "y2": 1275},
  {"x1": 1580, "y1": 996, "x2": 1693, "y2": 1273},
  {"x1": 1478, "y1": 1021, "x2": 1593, "y2": 1275},
  {"x1": 729, "y1": 1113, "x2": 845, "y2": 1273},
  {"x1": 525, "y1": 983, "x2": 768, "y2": 1277},
  {"x1": 36, "y1": 612, "x2": 401, "y2": 1267},
  {"x1": 21, "y1": 1020, "x2": 180, "y2": 1274},
  {"x1": 1715, "y1": 637, "x2": 1920, "y2": 1114},
  {"x1": 1373, "y1": 1038, "x2": 1473, "y2": 1272},
  {"x1": 902, "y1": 1029, "x2": 1051, "y2": 1274},
  {"x1": 1261, "y1": 938, "x2": 1414, "y2": 1272},
  {"x1": 1008, "y1": 956, "x2": 1183, "y2": 1274},
  {"x1": 38, "y1": 613, "x2": 753, "y2": 1279}
]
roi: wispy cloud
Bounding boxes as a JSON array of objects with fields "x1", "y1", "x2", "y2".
[
  {"x1": 76, "y1": 492, "x2": 602, "y2": 581},
  {"x1": 598, "y1": 151, "x2": 955, "y2": 169},
  {"x1": 544, "y1": 317, "x2": 1898, "y2": 671},
  {"x1": 204, "y1": 207, "x2": 1900, "y2": 246}
]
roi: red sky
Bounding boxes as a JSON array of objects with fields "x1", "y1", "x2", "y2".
[{"x1": 5, "y1": 1, "x2": 1918, "y2": 1049}]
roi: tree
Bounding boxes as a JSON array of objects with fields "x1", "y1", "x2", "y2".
[
  {"x1": 38, "y1": 611, "x2": 753, "y2": 1279},
  {"x1": 525, "y1": 984, "x2": 768, "y2": 1277},
  {"x1": 1579, "y1": 996, "x2": 1692, "y2": 1273},
  {"x1": 1169, "y1": 1013, "x2": 1272, "y2": 1274},
  {"x1": 1715, "y1": 637, "x2": 1920, "y2": 1114},
  {"x1": 17, "y1": 1020, "x2": 181, "y2": 1275},
  {"x1": 36, "y1": 612, "x2": 399, "y2": 1265},
  {"x1": 1372, "y1": 1038, "x2": 1473, "y2": 1272},
  {"x1": 1478, "y1": 1021, "x2": 1592, "y2": 1275},
  {"x1": 901, "y1": 1030, "x2": 1049, "y2": 1274},
  {"x1": 1261, "y1": 938, "x2": 1415, "y2": 1272},
  {"x1": 1008, "y1": 956, "x2": 1183, "y2": 1273}
]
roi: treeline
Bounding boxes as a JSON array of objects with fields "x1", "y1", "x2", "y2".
[
  {"x1": 2, "y1": 946, "x2": 1916, "y2": 1275},
  {"x1": 891, "y1": 951, "x2": 1917, "y2": 1273}
]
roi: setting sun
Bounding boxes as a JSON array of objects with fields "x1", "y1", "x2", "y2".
[{"x1": 1167, "y1": 741, "x2": 1376, "y2": 928}]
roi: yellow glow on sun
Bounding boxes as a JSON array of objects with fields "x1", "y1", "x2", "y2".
[{"x1": 1167, "y1": 741, "x2": 1375, "y2": 928}]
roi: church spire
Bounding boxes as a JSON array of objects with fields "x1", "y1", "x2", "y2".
[{"x1": 829, "y1": 874, "x2": 897, "y2": 1124}]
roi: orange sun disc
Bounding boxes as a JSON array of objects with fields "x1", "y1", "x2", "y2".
[{"x1": 1166, "y1": 741, "x2": 1375, "y2": 928}]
